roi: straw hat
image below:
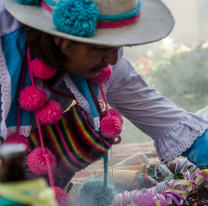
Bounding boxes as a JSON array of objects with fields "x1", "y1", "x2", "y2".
[{"x1": 4, "y1": 0, "x2": 175, "y2": 46}]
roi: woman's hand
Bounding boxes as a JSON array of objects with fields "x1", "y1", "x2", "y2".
[{"x1": 182, "y1": 129, "x2": 208, "y2": 168}]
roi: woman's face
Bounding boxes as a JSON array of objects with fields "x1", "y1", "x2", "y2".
[{"x1": 54, "y1": 37, "x2": 119, "y2": 79}]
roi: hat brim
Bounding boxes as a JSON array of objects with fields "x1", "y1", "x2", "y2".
[{"x1": 4, "y1": 0, "x2": 175, "y2": 46}]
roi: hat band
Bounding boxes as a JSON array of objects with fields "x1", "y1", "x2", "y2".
[
  {"x1": 42, "y1": 0, "x2": 141, "y2": 21},
  {"x1": 41, "y1": 0, "x2": 53, "y2": 12},
  {"x1": 97, "y1": 12, "x2": 141, "y2": 28},
  {"x1": 41, "y1": 0, "x2": 141, "y2": 29}
]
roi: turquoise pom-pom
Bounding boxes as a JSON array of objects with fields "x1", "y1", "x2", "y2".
[
  {"x1": 16, "y1": 0, "x2": 40, "y2": 6},
  {"x1": 53, "y1": 0, "x2": 99, "y2": 37},
  {"x1": 78, "y1": 179, "x2": 116, "y2": 206}
]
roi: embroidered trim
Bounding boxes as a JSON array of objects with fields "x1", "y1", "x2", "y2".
[
  {"x1": 7, "y1": 125, "x2": 32, "y2": 137},
  {"x1": 63, "y1": 73, "x2": 93, "y2": 119},
  {"x1": 158, "y1": 117, "x2": 208, "y2": 163},
  {"x1": 0, "y1": 39, "x2": 11, "y2": 138}
]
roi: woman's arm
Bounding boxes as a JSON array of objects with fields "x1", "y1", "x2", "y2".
[{"x1": 107, "y1": 56, "x2": 208, "y2": 163}]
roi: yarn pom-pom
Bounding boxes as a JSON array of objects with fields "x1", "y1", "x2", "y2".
[
  {"x1": 27, "y1": 147, "x2": 57, "y2": 175},
  {"x1": 17, "y1": 0, "x2": 40, "y2": 6},
  {"x1": 53, "y1": 187, "x2": 71, "y2": 206},
  {"x1": 100, "y1": 116, "x2": 122, "y2": 138},
  {"x1": 102, "y1": 108, "x2": 123, "y2": 125},
  {"x1": 91, "y1": 65, "x2": 112, "y2": 83},
  {"x1": 30, "y1": 58, "x2": 56, "y2": 79},
  {"x1": 36, "y1": 100, "x2": 62, "y2": 124},
  {"x1": 3, "y1": 133, "x2": 30, "y2": 153},
  {"x1": 53, "y1": 0, "x2": 99, "y2": 37},
  {"x1": 79, "y1": 179, "x2": 115, "y2": 206},
  {"x1": 19, "y1": 86, "x2": 47, "y2": 111}
]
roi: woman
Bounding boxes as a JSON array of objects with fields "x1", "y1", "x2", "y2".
[{"x1": 1, "y1": 0, "x2": 208, "y2": 205}]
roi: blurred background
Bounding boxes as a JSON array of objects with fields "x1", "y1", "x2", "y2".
[{"x1": 121, "y1": 0, "x2": 208, "y2": 144}]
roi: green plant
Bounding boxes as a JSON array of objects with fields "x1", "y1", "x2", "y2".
[{"x1": 133, "y1": 38, "x2": 208, "y2": 112}]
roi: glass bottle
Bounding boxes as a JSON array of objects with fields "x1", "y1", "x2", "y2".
[{"x1": 0, "y1": 144, "x2": 30, "y2": 206}]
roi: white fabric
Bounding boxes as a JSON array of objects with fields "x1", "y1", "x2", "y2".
[
  {"x1": 63, "y1": 73, "x2": 92, "y2": 115},
  {"x1": 7, "y1": 125, "x2": 32, "y2": 137},
  {"x1": 0, "y1": 39, "x2": 11, "y2": 138},
  {"x1": 154, "y1": 113, "x2": 207, "y2": 163}
]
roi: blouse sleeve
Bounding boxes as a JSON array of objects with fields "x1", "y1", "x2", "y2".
[
  {"x1": 107, "y1": 56, "x2": 208, "y2": 163},
  {"x1": 0, "y1": 1, "x2": 22, "y2": 38}
]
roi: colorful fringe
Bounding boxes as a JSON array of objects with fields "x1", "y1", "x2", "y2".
[{"x1": 29, "y1": 105, "x2": 112, "y2": 173}]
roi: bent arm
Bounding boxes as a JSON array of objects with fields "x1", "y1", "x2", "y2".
[{"x1": 107, "y1": 57, "x2": 208, "y2": 163}]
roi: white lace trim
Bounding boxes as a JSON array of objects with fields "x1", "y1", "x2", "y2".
[
  {"x1": 158, "y1": 117, "x2": 208, "y2": 163},
  {"x1": 63, "y1": 73, "x2": 94, "y2": 124},
  {"x1": 0, "y1": 39, "x2": 11, "y2": 138},
  {"x1": 7, "y1": 126, "x2": 32, "y2": 138}
]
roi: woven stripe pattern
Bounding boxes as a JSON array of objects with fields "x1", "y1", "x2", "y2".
[{"x1": 29, "y1": 105, "x2": 112, "y2": 173}]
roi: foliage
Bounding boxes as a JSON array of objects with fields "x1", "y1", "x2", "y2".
[{"x1": 133, "y1": 38, "x2": 208, "y2": 112}]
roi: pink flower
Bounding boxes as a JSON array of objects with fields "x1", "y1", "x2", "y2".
[
  {"x1": 141, "y1": 57, "x2": 150, "y2": 65},
  {"x1": 144, "y1": 66, "x2": 150, "y2": 73}
]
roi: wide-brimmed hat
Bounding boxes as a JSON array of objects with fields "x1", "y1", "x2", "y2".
[{"x1": 4, "y1": 0, "x2": 175, "y2": 46}]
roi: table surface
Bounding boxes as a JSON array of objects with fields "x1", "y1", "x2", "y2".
[{"x1": 71, "y1": 141, "x2": 156, "y2": 183}]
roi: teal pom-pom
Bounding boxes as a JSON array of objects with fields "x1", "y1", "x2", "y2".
[
  {"x1": 78, "y1": 179, "x2": 116, "y2": 206},
  {"x1": 53, "y1": 0, "x2": 99, "y2": 37},
  {"x1": 16, "y1": 0, "x2": 40, "y2": 6}
]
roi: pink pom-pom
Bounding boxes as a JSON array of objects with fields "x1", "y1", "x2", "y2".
[
  {"x1": 19, "y1": 86, "x2": 47, "y2": 111},
  {"x1": 91, "y1": 65, "x2": 112, "y2": 83},
  {"x1": 100, "y1": 116, "x2": 122, "y2": 138},
  {"x1": 27, "y1": 147, "x2": 57, "y2": 175},
  {"x1": 102, "y1": 108, "x2": 123, "y2": 125},
  {"x1": 3, "y1": 133, "x2": 30, "y2": 153},
  {"x1": 53, "y1": 187, "x2": 71, "y2": 206},
  {"x1": 30, "y1": 58, "x2": 56, "y2": 79},
  {"x1": 36, "y1": 100, "x2": 62, "y2": 124}
]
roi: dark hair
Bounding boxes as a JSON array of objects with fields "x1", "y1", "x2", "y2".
[{"x1": 26, "y1": 26, "x2": 66, "y2": 70}]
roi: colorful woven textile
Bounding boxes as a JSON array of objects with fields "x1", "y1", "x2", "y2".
[{"x1": 29, "y1": 105, "x2": 112, "y2": 176}]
